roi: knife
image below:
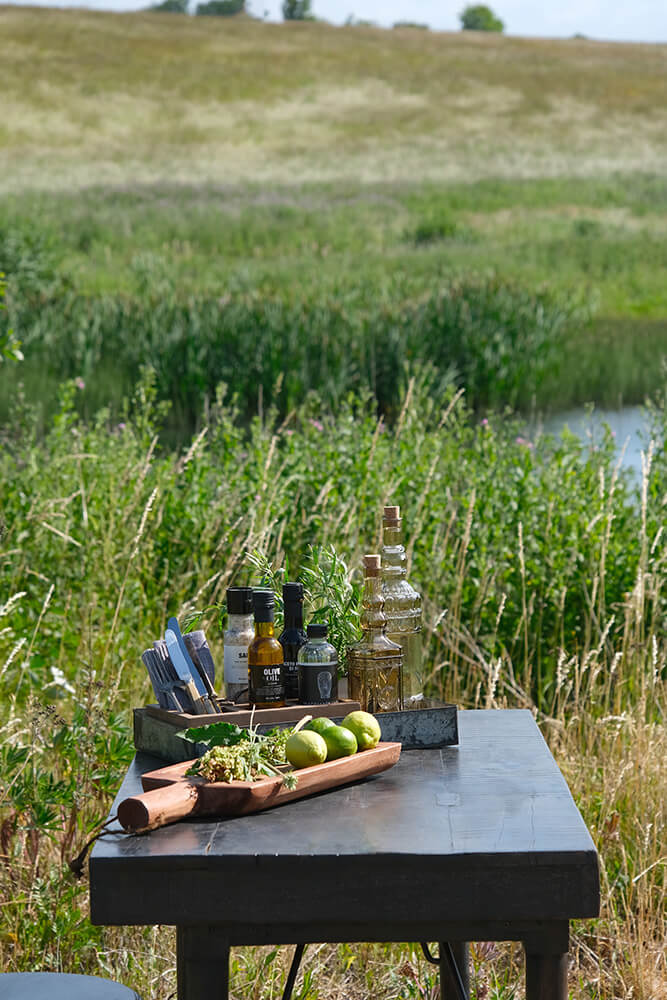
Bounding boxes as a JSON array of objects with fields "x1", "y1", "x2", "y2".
[
  {"x1": 165, "y1": 628, "x2": 215, "y2": 715},
  {"x1": 167, "y1": 617, "x2": 213, "y2": 700},
  {"x1": 184, "y1": 630, "x2": 218, "y2": 700}
]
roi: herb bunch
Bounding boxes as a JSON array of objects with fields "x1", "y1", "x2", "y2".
[{"x1": 183, "y1": 720, "x2": 296, "y2": 789}]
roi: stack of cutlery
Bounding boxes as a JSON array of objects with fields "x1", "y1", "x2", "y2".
[{"x1": 141, "y1": 617, "x2": 221, "y2": 715}]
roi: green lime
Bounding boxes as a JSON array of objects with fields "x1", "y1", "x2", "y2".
[
  {"x1": 286, "y1": 731, "x2": 327, "y2": 769},
  {"x1": 322, "y1": 724, "x2": 357, "y2": 760},
  {"x1": 341, "y1": 710, "x2": 381, "y2": 751},
  {"x1": 305, "y1": 717, "x2": 336, "y2": 736}
]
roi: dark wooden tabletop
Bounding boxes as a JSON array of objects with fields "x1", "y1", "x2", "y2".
[{"x1": 90, "y1": 709, "x2": 599, "y2": 939}]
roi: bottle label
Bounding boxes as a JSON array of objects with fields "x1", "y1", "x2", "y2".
[
  {"x1": 224, "y1": 645, "x2": 249, "y2": 686},
  {"x1": 283, "y1": 660, "x2": 299, "y2": 700},
  {"x1": 299, "y1": 662, "x2": 338, "y2": 705},
  {"x1": 249, "y1": 664, "x2": 284, "y2": 704}
]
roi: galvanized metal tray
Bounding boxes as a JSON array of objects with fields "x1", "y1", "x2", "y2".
[{"x1": 134, "y1": 701, "x2": 458, "y2": 762}]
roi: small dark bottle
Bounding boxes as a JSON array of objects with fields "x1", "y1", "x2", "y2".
[
  {"x1": 297, "y1": 623, "x2": 338, "y2": 705},
  {"x1": 278, "y1": 582, "x2": 307, "y2": 701},
  {"x1": 248, "y1": 590, "x2": 285, "y2": 709}
]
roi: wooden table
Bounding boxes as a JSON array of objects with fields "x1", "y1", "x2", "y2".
[{"x1": 89, "y1": 710, "x2": 599, "y2": 1000}]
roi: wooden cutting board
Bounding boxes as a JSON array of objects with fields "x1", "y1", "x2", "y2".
[{"x1": 117, "y1": 742, "x2": 401, "y2": 833}]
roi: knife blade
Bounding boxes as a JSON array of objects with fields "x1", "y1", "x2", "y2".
[
  {"x1": 167, "y1": 617, "x2": 210, "y2": 700},
  {"x1": 165, "y1": 629, "x2": 215, "y2": 715}
]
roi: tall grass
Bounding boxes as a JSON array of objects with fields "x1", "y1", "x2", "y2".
[{"x1": 0, "y1": 374, "x2": 664, "y2": 997}]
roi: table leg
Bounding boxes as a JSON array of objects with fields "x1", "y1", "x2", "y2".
[
  {"x1": 439, "y1": 941, "x2": 469, "y2": 1000},
  {"x1": 177, "y1": 925, "x2": 230, "y2": 1000},
  {"x1": 524, "y1": 951, "x2": 569, "y2": 1000}
]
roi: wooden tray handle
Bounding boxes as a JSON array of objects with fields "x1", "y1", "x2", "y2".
[{"x1": 118, "y1": 781, "x2": 200, "y2": 833}]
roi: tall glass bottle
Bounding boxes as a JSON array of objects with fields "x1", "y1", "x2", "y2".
[
  {"x1": 248, "y1": 590, "x2": 285, "y2": 709},
  {"x1": 278, "y1": 582, "x2": 307, "y2": 701},
  {"x1": 381, "y1": 505, "x2": 424, "y2": 707},
  {"x1": 347, "y1": 554, "x2": 403, "y2": 712},
  {"x1": 223, "y1": 587, "x2": 254, "y2": 702}
]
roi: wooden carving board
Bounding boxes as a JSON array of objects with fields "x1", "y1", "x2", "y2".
[{"x1": 118, "y1": 742, "x2": 402, "y2": 833}]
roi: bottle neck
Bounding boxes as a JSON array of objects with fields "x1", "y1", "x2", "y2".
[
  {"x1": 228, "y1": 613, "x2": 253, "y2": 630},
  {"x1": 360, "y1": 574, "x2": 386, "y2": 639},
  {"x1": 283, "y1": 603, "x2": 304, "y2": 630},
  {"x1": 255, "y1": 620, "x2": 275, "y2": 638},
  {"x1": 382, "y1": 522, "x2": 407, "y2": 578}
]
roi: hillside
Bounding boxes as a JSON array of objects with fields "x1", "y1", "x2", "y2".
[{"x1": 2, "y1": 6, "x2": 667, "y2": 192}]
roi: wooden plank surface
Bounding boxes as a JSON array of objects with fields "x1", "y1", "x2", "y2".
[{"x1": 90, "y1": 710, "x2": 599, "y2": 928}]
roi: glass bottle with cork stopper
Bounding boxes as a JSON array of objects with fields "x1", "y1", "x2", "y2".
[
  {"x1": 248, "y1": 589, "x2": 285, "y2": 708},
  {"x1": 347, "y1": 554, "x2": 403, "y2": 712},
  {"x1": 381, "y1": 504, "x2": 424, "y2": 707},
  {"x1": 223, "y1": 587, "x2": 254, "y2": 703}
]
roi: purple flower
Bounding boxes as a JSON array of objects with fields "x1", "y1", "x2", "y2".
[
  {"x1": 309, "y1": 419, "x2": 324, "y2": 432},
  {"x1": 75, "y1": 378, "x2": 85, "y2": 391},
  {"x1": 117, "y1": 422, "x2": 126, "y2": 431},
  {"x1": 284, "y1": 429, "x2": 294, "y2": 437},
  {"x1": 481, "y1": 418, "x2": 489, "y2": 427},
  {"x1": 516, "y1": 436, "x2": 534, "y2": 449}
]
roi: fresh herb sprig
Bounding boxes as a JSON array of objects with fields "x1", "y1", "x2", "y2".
[{"x1": 181, "y1": 717, "x2": 311, "y2": 791}]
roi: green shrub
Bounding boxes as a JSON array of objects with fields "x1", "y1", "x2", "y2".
[
  {"x1": 149, "y1": 0, "x2": 189, "y2": 11},
  {"x1": 460, "y1": 4, "x2": 504, "y2": 32},
  {"x1": 282, "y1": 0, "x2": 314, "y2": 20},
  {"x1": 195, "y1": 0, "x2": 244, "y2": 15}
]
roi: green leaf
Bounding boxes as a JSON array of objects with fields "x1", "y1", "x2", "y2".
[{"x1": 178, "y1": 721, "x2": 249, "y2": 747}]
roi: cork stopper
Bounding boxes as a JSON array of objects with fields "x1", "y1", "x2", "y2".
[
  {"x1": 383, "y1": 504, "x2": 401, "y2": 526},
  {"x1": 363, "y1": 553, "x2": 381, "y2": 576}
]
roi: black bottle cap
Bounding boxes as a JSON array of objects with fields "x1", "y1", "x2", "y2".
[
  {"x1": 226, "y1": 587, "x2": 253, "y2": 615},
  {"x1": 282, "y1": 582, "x2": 304, "y2": 604},
  {"x1": 252, "y1": 589, "x2": 275, "y2": 622},
  {"x1": 306, "y1": 623, "x2": 327, "y2": 638}
]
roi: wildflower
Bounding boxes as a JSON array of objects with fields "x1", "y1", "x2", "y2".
[
  {"x1": 75, "y1": 377, "x2": 85, "y2": 391},
  {"x1": 117, "y1": 422, "x2": 126, "y2": 431},
  {"x1": 481, "y1": 418, "x2": 489, "y2": 427},
  {"x1": 515, "y1": 436, "x2": 534, "y2": 449},
  {"x1": 309, "y1": 419, "x2": 324, "y2": 432}
]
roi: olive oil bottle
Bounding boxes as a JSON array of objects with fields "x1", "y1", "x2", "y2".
[
  {"x1": 347, "y1": 554, "x2": 403, "y2": 712},
  {"x1": 381, "y1": 505, "x2": 424, "y2": 707},
  {"x1": 248, "y1": 590, "x2": 285, "y2": 709}
]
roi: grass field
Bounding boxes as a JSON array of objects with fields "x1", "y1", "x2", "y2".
[
  {"x1": 2, "y1": 8, "x2": 667, "y2": 191},
  {"x1": 1, "y1": 8, "x2": 667, "y2": 425},
  {"x1": 1, "y1": 8, "x2": 666, "y2": 999}
]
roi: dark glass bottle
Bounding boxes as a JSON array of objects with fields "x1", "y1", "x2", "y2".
[
  {"x1": 278, "y1": 582, "x2": 307, "y2": 701},
  {"x1": 248, "y1": 590, "x2": 285, "y2": 708}
]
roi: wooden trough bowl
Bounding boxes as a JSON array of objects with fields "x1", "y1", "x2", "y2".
[{"x1": 118, "y1": 742, "x2": 402, "y2": 833}]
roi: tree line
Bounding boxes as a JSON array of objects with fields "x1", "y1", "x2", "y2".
[{"x1": 148, "y1": 1, "x2": 504, "y2": 30}]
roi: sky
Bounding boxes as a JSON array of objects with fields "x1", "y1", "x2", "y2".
[{"x1": 6, "y1": 0, "x2": 667, "y2": 42}]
